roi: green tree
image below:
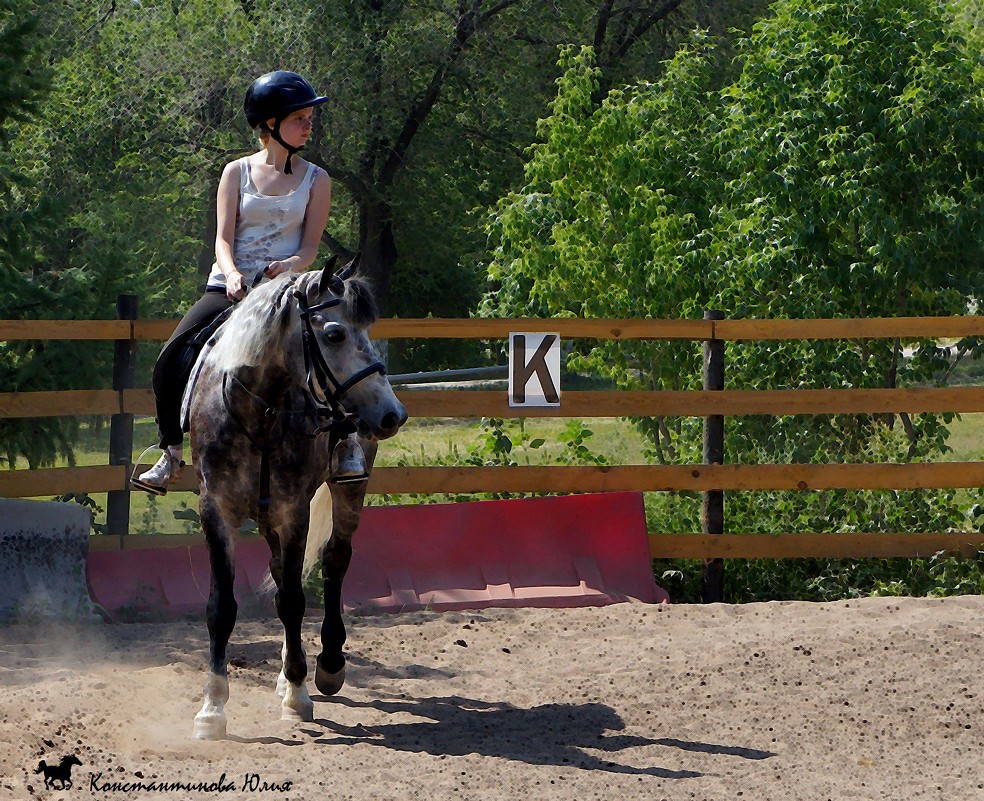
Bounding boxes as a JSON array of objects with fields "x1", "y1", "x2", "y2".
[
  {"x1": 0, "y1": 0, "x2": 89, "y2": 467},
  {"x1": 17, "y1": 0, "x2": 252, "y2": 319},
  {"x1": 0, "y1": 0, "x2": 52, "y2": 293},
  {"x1": 712, "y1": 0, "x2": 984, "y2": 464},
  {"x1": 12, "y1": 1, "x2": 752, "y2": 349},
  {"x1": 484, "y1": 36, "x2": 719, "y2": 462},
  {"x1": 1, "y1": 0, "x2": 252, "y2": 465},
  {"x1": 248, "y1": 0, "x2": 720, "y2": 321},
  {"x1": 484, "y1": 0, "x2": 984, "y2": 552}
]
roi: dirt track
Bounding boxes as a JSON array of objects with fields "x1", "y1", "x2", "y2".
[{"x1": 1, "y1": 597, "x2": 983, "y2": 800}]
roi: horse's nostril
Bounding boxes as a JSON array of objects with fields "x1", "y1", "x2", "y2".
[{"x1": 381, "y1": 410, "x2": 405, "y2": 432}]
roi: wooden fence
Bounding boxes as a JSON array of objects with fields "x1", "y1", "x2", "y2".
[{"x1": 4, "y1": 310, "x2": 984, "y2": 578}]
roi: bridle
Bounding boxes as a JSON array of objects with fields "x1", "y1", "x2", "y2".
[
  {"x1": 294, "y1": 283, "x2": 386, "y2": 431},
  {"x1": 227, "y1": 271, "x2": 386, "y2": 438}
]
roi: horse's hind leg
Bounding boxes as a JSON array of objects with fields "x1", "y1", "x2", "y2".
[
  {"x1": 193, "y1": 496, "x2": 238, "y2": 740},
  {"x1": 269, "y1": 528, "x2": 313, "y2": 722},
  {"x1": 316, "y1": 442, "x2": 375, "y2": 696}
]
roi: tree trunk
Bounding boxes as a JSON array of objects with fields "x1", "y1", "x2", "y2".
[{"x1": 359, "y1": 199, "x2": 399, "y2": 317}]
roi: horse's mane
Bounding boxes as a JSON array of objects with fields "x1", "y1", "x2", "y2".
[
  {"x1": 207, "y1": 274, "x2": 301, "y2": 373},
  {"x1": 207, "y1": 270, "x2": 378, "y2": 375}
]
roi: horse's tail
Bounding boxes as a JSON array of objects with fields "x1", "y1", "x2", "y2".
[
  {"x1": 257, "y1": 483, "x2": 333, "y2": 596},
  {"x1": 304, "y1": 482, "x2": 334, "y2": 580}
]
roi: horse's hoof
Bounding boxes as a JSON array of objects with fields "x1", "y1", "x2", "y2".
[
  {"x1": 281, "y1": 701, "x2": 314, "y2": 723},
  {"x1": 315, "y1": 661, "x2": 346, "y2": 696},
  {"x1": 193, "y1": 710, "x2": 227, "y2": 740},
  {"x1": 281, "y1": 683, "x2": 314, "y2": 722}
]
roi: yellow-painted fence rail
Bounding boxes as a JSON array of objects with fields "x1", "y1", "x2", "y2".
[{"x1": 5, "y1": 308, "x2": 984, "y2": 590}]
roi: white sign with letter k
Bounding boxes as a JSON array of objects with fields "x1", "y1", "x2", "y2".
[{"x1": 509, "y1": 332, "x2": 561, "y2": 408}]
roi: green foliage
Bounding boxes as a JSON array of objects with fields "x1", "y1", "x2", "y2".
[
  {"x1": 18, "y1": 0, "x2": 248, "y2": 318},
  {"x1": 555, "y1": 420, "x2": 608, "y2": 466},
  {"x1": 55, "y1": 491, "x2": 106, "y2": 534},
  {"x1": 483, "y1": 36, "x2": 719, "y2": 462},
  {"x1": 0, "y1": 0, "x2": 102, "y2": 466},
  {"x1": 715, "y1": 0, "x2": 984, "y2": 318},
  {"x1": 376, "y1": 415, "x2": 611, "y2": 506},
  {"x1": 659, "y1": 550, "x2": 984, "y2": 604},
  {"x1": 1, "y1": 0, "x2": 769, "y2": 458},
  {"x1": 483, "y1": 0, "x2": 984, "y2": 599},
  {"x1": 1, "y1": 1, "x2": 250, "y2": 465},
  {"x1": 0, "y1": 2, "x2": 47, "y2": 162}
]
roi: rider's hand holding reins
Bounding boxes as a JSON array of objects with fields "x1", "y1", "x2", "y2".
[
  {"x1": 226, "y1": 269, "x2": 247, "y2": 301},
  {"x1": 265, "y1": 260, "x2": 292, "y2": 278}
]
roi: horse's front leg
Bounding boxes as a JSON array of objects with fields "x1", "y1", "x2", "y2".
[
  {"x1": 316, "y1": 439, "x2": 376, "y2": 696},
  {"x1": 193, "y1": 494, "x2": 238, "y2": 740},
  {"x1": 269, "y1": 523, "x2": 313, "y2": 722}
]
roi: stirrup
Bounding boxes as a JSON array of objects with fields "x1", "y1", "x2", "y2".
[
  {"x1": 129, "y1": 445, "x2": 185, "y2": 497},
  {"x1": 329, "y1": 437, "x2": 368, "y2": 485}
]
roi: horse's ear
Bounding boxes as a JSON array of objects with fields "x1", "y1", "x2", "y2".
[
  {"x1": 339, "y1": 251, "x2": 361, "y2": 281},
  {"x1": 317, "y1": 256, "x2": 338, "y2": 296},
  {"x1": 345, "y1": 277, "x2": 378, "y2": 327}
]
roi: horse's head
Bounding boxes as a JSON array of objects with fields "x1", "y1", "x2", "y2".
[{"x1": 290, "y1": 257, "x2": 407, "y2": 440}]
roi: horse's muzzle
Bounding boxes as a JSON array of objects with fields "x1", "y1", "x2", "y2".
[
  {"x1": 359, "y1": 401, "x2": 407, "y2": 440},
  {"x1": 377, "y1": 405, "x2": 408, "y2": 439}
]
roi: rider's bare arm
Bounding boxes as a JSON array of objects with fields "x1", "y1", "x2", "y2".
[{"x1": 214, "y1": 161, "x2": 246, "y2": 299}]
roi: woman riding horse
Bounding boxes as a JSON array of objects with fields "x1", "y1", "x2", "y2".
[{"x1": 133, "y1": 70, "x2": 364, "y2": 494}]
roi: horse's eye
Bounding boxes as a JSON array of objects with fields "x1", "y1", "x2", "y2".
[{"x1": 323, "y1": 323, "x2": 346, "y2": 344}]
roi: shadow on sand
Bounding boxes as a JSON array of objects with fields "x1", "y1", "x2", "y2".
[{"x1": 299, "y1": 693, "x2": 773, "y2": 780}]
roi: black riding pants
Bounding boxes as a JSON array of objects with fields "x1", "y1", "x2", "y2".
[{"x1": 153, "y1": 288, "x2": 232, "y2": 448}]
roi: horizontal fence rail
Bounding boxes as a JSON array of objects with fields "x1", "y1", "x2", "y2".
[
  {"x1": 9, "y1": 460, "x2": 984, "y2": 498},
  {"x1": 6, "y1": 387, "x2": 984, "y2": 420},
  {"x1": 4, "y1": 312, "x2": 984, "y2": 575},
  {"x1": 5, "y1": 315, "x2": 984, "y2": 342}
]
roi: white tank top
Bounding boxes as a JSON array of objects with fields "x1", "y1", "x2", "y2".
[{"x1": 207, "y1": 157, "x2": 320, "y2": 290}]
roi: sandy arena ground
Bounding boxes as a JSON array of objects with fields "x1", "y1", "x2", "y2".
[{"x1": 1, "y1": 596, "x2": 983, "y2": 800}]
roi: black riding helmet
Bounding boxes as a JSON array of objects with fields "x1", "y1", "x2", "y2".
[{"x1": 244, "y1": 71, "x2": 327, "y2": 174}]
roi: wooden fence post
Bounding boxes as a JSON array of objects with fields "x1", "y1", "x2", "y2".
[
  {"x1": 106, "y1": 294, "x2": 137, "y2": 541},
  {"x1": 702, "y1": 310, "x2": 726, "y2": 602}
]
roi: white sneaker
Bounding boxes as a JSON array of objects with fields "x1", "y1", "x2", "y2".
[
  {"x1": 131, "y1": 451, "x2": 184, "y2": 495},
  {"x1": 330, "y1": 438, "x2": 368, "y2": 484}
]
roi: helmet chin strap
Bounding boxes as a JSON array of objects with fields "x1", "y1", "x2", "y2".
[{"x1": 262, "y1": 118, "x2": 302, "y2": 175}]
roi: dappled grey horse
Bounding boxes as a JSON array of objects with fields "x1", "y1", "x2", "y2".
[{"x1": 184, "y1": 259, "x2": 406, "y2": 739}]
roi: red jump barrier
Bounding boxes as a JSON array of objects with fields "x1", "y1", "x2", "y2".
[
  {"x1": 87, "y1": 541, "x2": 267, "y2": 617},
  {"x1": 341, "y1": 492, "x2": 667, "y2": 611},
  {"x1": 86, "y1": 492, "x2": 668, "y2": 617}
]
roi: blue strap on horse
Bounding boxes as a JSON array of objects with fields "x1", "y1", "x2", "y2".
[{"x1": 221, "y1": 372, "x2": 294, "y2": 540}]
